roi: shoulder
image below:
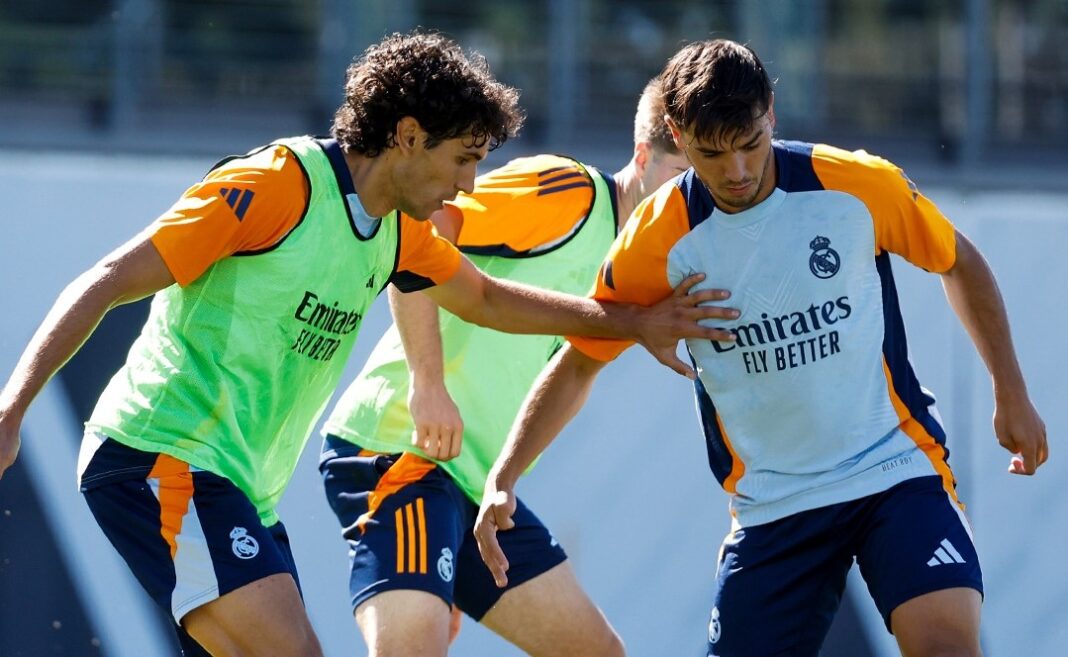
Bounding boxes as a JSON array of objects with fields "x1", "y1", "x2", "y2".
[
  {"x1": 808, "y1": 143, "x2": 915, "y2": 197},
  {"x1": 616, "y1": 177, "x2": 691, "y2": 256}
]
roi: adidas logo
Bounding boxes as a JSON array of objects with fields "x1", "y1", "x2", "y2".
[
  {"x1": 366, "y1": 274, "x2": 375, "y2": 289},
  {"x1": 926, "y1": 538, "x2": 966, "y2": 567},
  {"x1": 219, "y1": 187, "x2": 255, "y2": 221}
]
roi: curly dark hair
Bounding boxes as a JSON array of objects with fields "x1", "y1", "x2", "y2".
[
  {"x1": 333, "y1": 31, "x2": 524, "y2": 156},
  {"x1": 659, "y1": 39, "x2": 773, "y2": 146}
]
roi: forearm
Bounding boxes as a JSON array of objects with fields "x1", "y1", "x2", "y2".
[
  {"x1": 1, "y1": 271, "x2": 126, "y2": 418},
  {"x1": 941, "y1": 232, "x2": 1027, "y2": 396},
  {"x1": 389, "y1": 285, "x2": 446, "y2": 386},
  {"x1": 489, "y1": 345, "x2": 605, "y2": 490},
  {"x1": 472, "y1": 275, "x2": 641, "y2": 339},
  {"x1": 1, "y1": 236, "x2": 174, "y2": 420}
]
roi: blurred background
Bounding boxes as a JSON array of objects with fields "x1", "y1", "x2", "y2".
[{"x1": 0, "y1": 1, "x2": 1065, "y2": 656}]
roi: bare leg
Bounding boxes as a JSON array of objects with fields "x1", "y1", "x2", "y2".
[
  {"x1": 891, "y1": 587, "x2": 982, "y2": 657},
  {"x1": 481, "y1": 562, "x2": 624, "y2": 657},
  {"x1": 182, "y1": 573, "x2": 323, "y2": 657}
]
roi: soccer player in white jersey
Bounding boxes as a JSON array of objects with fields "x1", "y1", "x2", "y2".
[{"x1": 474, "y1": 39, "x2": 1048, "y2": 657}]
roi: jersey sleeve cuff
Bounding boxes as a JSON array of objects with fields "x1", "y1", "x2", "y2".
[{"x1": 566, "y1": 335, "x2": 632, "y2": 363}]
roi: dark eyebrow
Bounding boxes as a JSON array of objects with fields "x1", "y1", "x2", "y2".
[
  {"x1": 463, "y1": 150, "x2": 485, "y2": 162},
  {"x1": 738, "y1": 132, "x2": 762, "y2": 149},
  {"x1": 693, "y1": 145, "x2": 723, "y2": 156}
]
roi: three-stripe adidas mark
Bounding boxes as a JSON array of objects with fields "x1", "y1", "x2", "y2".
[
  {"x1": 927, "y1": 538, "x2": 966, "y2": 567},
  {"x1": 395, "y1": 498, "x2": 428, "y2": 575},
  {"x1": 219, "y1": 187, "x2": 255, "y2": 221}
]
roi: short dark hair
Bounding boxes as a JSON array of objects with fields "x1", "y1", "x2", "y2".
[
  {"x1": 659, "y1": 39, "x2": 773, "y2": 145},
  {"x1": 633, "y1": 77, "x2": 681, "y2": 156},
  {"x1": 333, "y1": 31, "x2": 524, "y2": 156}
]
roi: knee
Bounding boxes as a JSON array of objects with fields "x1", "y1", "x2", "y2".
[
  {"x1": 607, "y1": 631, "x2": 626, "y2": 657},
  {"x1": 597, "y1": 628, "x2": 626, "y2": 657}
]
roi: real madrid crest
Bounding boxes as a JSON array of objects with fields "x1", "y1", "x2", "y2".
[
  {"x1": 437, "y1": 547, "x2": 455, "y2": 582},
  {"x1": 230, "y1": 526, "x2": 260, "y2": 560},
  {"x1": 808, "y1": 235, "x2": 840, "y2": 279},
  {"x1": 708, "y1": 606, "x2": 721, "y2": 644}
]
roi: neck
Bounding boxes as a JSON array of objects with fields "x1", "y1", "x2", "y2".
[
  {"x1": 344, "y1": 149, "x2": 396, "y2": 219},
  {"x1": 612, "y1": 158, "x2": 645, "y2": 229}
]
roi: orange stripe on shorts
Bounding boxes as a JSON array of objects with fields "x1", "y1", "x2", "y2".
[
  {"x1": 147, "y1": 454, "x2": 195, "y2": 560},
  {"x1": 355, "y1": 453, "x2": 436, "y2": 534}
]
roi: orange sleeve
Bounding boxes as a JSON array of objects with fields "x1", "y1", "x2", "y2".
[
  {"x1": 392, "y1": 214, "x2": 463, "y2": 292},
  {"x1": 568, "y1": 185, "x2": 691, "y2": 362},
  {"x1": 812, "y1": 144, "x2": 957, "y2": 272},
  {"x1": 148, "y1": 145, "x2": 309, "y2": 286},
  {"x1": 451, "y1": 154, "x2": 597, "y2": 255}
]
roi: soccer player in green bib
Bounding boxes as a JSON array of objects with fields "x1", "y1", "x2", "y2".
[
  {"x1": 0, "y1": 34, "x2": 732, "y2": 657},
  {"x1": 319, "y1": 78, "x2": 692, "y2": 657}
]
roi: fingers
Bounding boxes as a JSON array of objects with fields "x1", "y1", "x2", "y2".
[
  {"x1": 412, "y1": 425, "x2": 440, "y2": 459},
  {"x1": 1009, "y1": 442, "x2": 1043, "y2": 476},
  {"x1": 447, "y1": 423, "x2": 463, "y2": 460},
  {"x1": 671, "y1": 273, "x2": 706, "y2": 297},
  {"x1": 413, "y1": 424, "x2": 466, "y2": 461},
  {"x1": 474, "y1": 498, "x2": 512, "y2": 588},
  {"x1": 685, "y1": 287, "x2": 733, "y2": 305},
  {"x1": 1008, "y1": 455, "x2": 1029, "y2": 475},
  {"x1": 688, "y1": 326, "x2": 738, "y2": 342},
  {"x1": 492, "y1": 492, "x2": 516, "y2": 532},
  {"x1": 651, "y1": 348, "x2": 696, "y2": 380},
  {"x1": 690, "y1": 303, "x2": 740, "y2": 321}
]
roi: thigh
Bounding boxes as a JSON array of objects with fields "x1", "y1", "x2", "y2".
[
  {"x1": 355, "y1": 590, "x2": 452, "y2": 657},
  {"x1": 855, "y1": 475, "x2": 983, "y2": 632},
  {"x1": 453, "y1": 496, "x2": 566, "y2": 621},
  {"x1": 710, "y1": 511, "x2": 854, "y2": 657},
  {"x1": 82, "y1": 462, "x2": 296, "y2": 623},
  {"x1": 891, "y1": 587, "x2": 982, "y2": 657},
  {"x1": 481, "y1": 561, "x2": 623, "y2": 657},
  {"x1": 321, "y1": 444, "x2": 467, "y2": 612},
  {"x1": 183, "y1": 572, "x2": 322, "y2": 657}
]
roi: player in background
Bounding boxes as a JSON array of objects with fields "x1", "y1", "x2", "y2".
[
  {"x1": 318, "y1": 78, "x2": 697, "y2": 657},
  {"x1": 475, "y1": 39, "x2": 1048, "y2": 657},
  {"x1": 0, "y1": 33, "x2": 726, "y2": 657}
]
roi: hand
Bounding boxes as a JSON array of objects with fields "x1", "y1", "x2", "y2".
[
  {"x1": 994, "y1": 392, "x2": 1048, "y2": 475},
  {"x1": 636, "y1": 273, "x2": 737, "y2": 378},
  {"x1": 409, "y1": 382, "x2": 464, "y2": 461},
  {"x1": 0, "y1": 410, "x2": 23, "y2": 480},
  {"x1": 474, "y1": 485, "x2": 517, "y2": 588}
]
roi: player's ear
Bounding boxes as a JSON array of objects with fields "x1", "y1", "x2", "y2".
[
  {"x1": 665, "y1": 116, "x2": 685, "y2": 151},
  {"x1": 395, "y1": 117, "x2": 423, "y2": 153},
  {"x1": 633, "y1": 141, "x2": 650, "y2": 174}
]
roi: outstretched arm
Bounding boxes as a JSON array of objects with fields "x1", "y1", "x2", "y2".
[
  {"x1": 474, "y1": 344, "x2": 607, "y2": 587},
  {"x1": 422, "y1": 258, "x2": 736, "y2": 379},
  {"x1": 941, "y1": 230, "x2": 1047, "y2": 474},
  {"x1": 0, "y1": 233, "x2": 176, "y2": 478}
]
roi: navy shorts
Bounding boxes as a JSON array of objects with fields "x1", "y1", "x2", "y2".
[
  {"x1": 707, "y1": 475, "x2": 983, "y2": 657},
  {"x1": 320, "y1": 434, "x2": 566, "y2": 620},
  {"x1": 80, "y1": 438, "x2": 301, "y2": 627}
]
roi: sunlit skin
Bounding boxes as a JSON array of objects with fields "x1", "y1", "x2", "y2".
[
  {"x1": 392, "y1": 132, "x2": 488, "y2": 220},
  {"x1": 639, "y1": 148, "x2": 692, "y2": 197},
  {"x1": 667, "y1": 105, "x2": 778, "y2": 214},
  {"x1": 346, "y1": 116, "x2": 488, "y2": 221}
]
